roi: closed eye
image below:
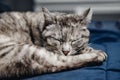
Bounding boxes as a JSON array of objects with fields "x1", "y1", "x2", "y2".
[
  {"x1": 48, "y1": 36, "x2": 60, "y2": 41},
  {"x1": 72, "y1": 40, "x2": 76, "y2": 42},
  {"x1": 48, "y1": 37, "x2": 65, "y2": 44},
  {"x1": 71, "y1": 38, "x2": 82, "y2": 45},
  {"x1": 72, "y1": 38, "x2": 81, "y2": 42}
]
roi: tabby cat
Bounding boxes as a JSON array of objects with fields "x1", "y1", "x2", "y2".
[{"x1": 0, "y1": 8, "x2": 106, "y2": 79}]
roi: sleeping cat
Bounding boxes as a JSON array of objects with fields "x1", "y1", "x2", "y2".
[{"x1": 0, "y1": 8, "x2": 106, "y2": 79}]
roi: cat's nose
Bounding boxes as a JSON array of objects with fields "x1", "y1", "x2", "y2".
[{"x1": 62, "y1": 51, "x2": 70, "y2": 56}]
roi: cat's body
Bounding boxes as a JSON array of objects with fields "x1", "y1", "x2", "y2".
[{"x1": 0, "y1": 8, "x2": 106, "y2": 79}]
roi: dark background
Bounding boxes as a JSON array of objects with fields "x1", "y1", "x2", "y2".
[
  {"x1": 0, "y1": 0, "x2": 34, "y2": 12},
  {"x1": 0, "y1": 0, "x2": 120, "y2": 21}
]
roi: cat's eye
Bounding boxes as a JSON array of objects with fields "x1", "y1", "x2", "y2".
[
  {"x1": 48, "y1": 36, "x2": 65, "y2": 44},
  {"x1": 71, "y1": 40, "x2": 76, "y2": 42},
  {"x1": 48, "y1": 36, "x2": 60, "y2": 42},
  {"x1": 71, "y1": 40, "x2": 77, "y2": 44},
  {"x1": 71, "y1": 38, "x2": 81, "y2": 44},
  {"x1": 72, "y1": 38, "x2": 80, "y2": 42}
]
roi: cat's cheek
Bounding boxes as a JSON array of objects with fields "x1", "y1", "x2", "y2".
[
  {"x1": 71, "y1": 43, "x2": 78, "y2": 48},
  {"x1": 59, "y1": 50, "x2": 64, "y2": 55},
  {"x1": 68, "y1": 50, "x2": 76, "y2": 56},
  {"x1": 47, "y1": 39, "x2": 55, "y2": 46},
  {"x1": 47, "y1": 39, "x2": 52, "y2": 45}
]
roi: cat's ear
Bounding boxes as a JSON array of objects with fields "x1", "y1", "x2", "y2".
[
  {"x1": 82, "y1": 8, "x2": 93, "y2": 22},
  {"x1": 42, "y1": 7, "x2": 53, "y2": 29},
  {"x1": 42, "y1": 7, "x2": 50, "y2": 13},
  {"x1": 77, "y1": 8, "x2": 93, "y2": 22},
  {"x1": 42, "y1": 7, "x2": 52, "y2": 22}
]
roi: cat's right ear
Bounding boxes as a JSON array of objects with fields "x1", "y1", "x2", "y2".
[
  {"x1": 42, "y1": 7, "x2": 50, "y2": 13},
  {"x1": 42, "y1": 7, "x2": 53, "y2": 28},
  {"x1": 42, "y1": 7, "x2": 52, "y2": 21}
]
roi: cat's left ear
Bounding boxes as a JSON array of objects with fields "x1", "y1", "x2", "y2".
[
  {"x1": 78, "y1": 8, "x2": 93, "y2": 22},
  {"x1": 82, "y1": 8, "x2": 93, "y2": 22}
]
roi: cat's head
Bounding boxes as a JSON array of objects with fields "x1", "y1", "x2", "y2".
[{"x1": 42, "y1": 8, "x2": 92, "y2": 56}]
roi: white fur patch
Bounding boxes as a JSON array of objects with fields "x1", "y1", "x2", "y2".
[
  {"x1": 0, "y1": 35, "x2": 11, "y2": 43},
  {"x1": 62, "y1": 42, "x2": 72, "y2": 51},
  {"x1": 38, "y1": 48, "x2": 63, "y2": 66},
  {"x1": 79, "y1": 53, "x2": 97, "y2": 61}
]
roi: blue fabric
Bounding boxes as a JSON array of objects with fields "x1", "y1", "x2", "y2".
[{"x1": 25, "y1": 21, "x2": 120, "y2": 80}]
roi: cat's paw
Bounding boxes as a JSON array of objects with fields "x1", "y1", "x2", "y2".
[{"x1": 96, "y1": 50, "x2": 107, "y2": 62}]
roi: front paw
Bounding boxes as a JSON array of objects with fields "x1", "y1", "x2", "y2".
[{"x1": 96, "y1": 50, "x2": 107, "y2": 62}]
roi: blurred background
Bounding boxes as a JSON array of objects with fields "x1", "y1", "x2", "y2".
[
  {"x1": 0, "y1": 0, "x2": 120, "y2": 21},
  {"x1": 1, "y1": 0, "x2": 120, "y2": 33}
]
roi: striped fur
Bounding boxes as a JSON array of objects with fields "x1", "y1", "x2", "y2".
[{"x1": 0, "y1": 8, "x2": 107, "y2": 79}]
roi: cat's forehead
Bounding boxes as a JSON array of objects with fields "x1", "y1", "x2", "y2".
[
  {"x1": 57, "y1": 14, "x2": 81, "y2": 23},
  {"x1": 55, "y1": 14, "x2": 87, "y2": 28}
]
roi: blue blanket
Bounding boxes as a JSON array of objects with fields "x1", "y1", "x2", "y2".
[{"x1": 25, "y1": 21, "x2": 120, "y2": 80}]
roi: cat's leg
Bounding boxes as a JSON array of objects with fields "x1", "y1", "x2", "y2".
[
  {"x1": 30, "y1": 47, "x2": 107, "y2": 73},
  {"x1": 80, "y1": 46, "x2": 107, "y2": 62}
]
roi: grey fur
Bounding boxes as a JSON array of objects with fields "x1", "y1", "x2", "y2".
[{"x1": 0, "y1": 8, "x2": 107, "y2": 79}]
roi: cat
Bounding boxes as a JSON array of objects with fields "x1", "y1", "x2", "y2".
[{"x1": 0, "y1": 7, "x2": 107, "y2": 79}]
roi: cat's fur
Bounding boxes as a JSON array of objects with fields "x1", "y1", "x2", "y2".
[{"x1": 0, "y1": 8, "x2": 107, "y2": 79}]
